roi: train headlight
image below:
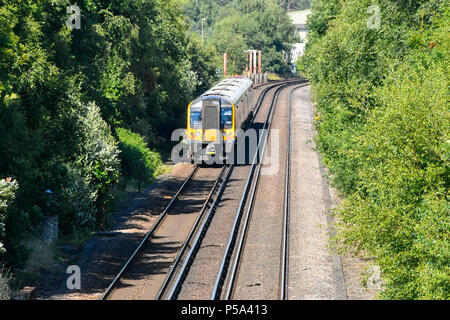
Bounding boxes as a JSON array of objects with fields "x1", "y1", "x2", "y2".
[{"x1": 195, "y1": 131, "x2": 201, "y2": 137}]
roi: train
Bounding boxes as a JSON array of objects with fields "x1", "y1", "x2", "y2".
[{"x1": 186, "y1": 76, "x2": 255, "y2": 163}]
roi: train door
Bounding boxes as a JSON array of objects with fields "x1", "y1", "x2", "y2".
[{"x1": 202, "y1": 99, "x2": 220, "y2": 142}]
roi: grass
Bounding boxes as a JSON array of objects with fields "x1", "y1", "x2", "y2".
[
  {"x1": 267, "y1": 72, "x2": 284, "y2": 80},
  {"x1": 0, "y1": 265, "x2": 12, "y2": 300}
]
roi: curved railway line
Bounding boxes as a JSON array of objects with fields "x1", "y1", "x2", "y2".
[
  {"x1": 211, "y1": 83, "x2": 288, "y2": 300},
  {"x1": 211, "y1": 83, "x2": 308, "y2": 300},
  {"x1": 101, "y1": 79, "x2": 307, "y2": 300}
]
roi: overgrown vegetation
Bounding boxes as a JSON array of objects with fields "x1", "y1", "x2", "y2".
[
  {"x1": 0, "y1": 0, "x2": 218, "y2": 269},
  {"x1": 0, "y1": 265, "x2": 12, "y2": 300},
  {"x1": 117, "y1": 128, "x2": 165, "y2": 193},
  {"x1": 0, "y1": 178, "x2": 18, "y2": 255},
  {"x1": 0, "y1": 178, "x2": 15, "y2": 298},
  {"x1": 0, "y1": 0, "x2": 300, "y2": 291},
  {"x1": 299, "y1": 0, "x2": 449, "y2": 299}
]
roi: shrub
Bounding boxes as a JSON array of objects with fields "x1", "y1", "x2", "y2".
[
  {"x1": 116, "y1": 128, "x2": 165, "y2": 193},
  {"x1": 337, "y1": 55, "x2": 449, "y2": 299},
  {"x1": 0, "y1": 178, "x2": 18, "y2": 254},
  {"x1": 59, "y1": 164, "x2": 97, "y2": 235},
  {"x1": 301, "y1": 0, "x2": 449, "y2": 299},
  {"x1": 77, "y1": 102, "x2": 121, "y2": 228}
]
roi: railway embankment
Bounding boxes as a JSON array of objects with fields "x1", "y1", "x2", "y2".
[{"x1": 41, "y1": 163, "x2": 194, "y2": 300}]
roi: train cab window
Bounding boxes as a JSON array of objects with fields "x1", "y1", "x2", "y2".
[
  {"x1": 190, "y1": 105, "x2": 202, "y2": 129},
  {"x1": 221, "y1": 103, "x2": 233, "y2": 129}
]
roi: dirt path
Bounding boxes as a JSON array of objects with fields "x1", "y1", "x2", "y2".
[{"x1": 288, "y1": 85, "x2": 377, "y2": 300}]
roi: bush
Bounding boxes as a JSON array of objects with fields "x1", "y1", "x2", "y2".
[
  {"x1": 77, "y1": 102, "x2": 121, "y2": 229},
  {"x1": 59, "y1": 164, "x2": 97, "y2": 235},
  {"x1": 301, "y1": 0, "x2": 449, "y2": 299},
  {"x1": 116, "y1": 128, "x2": 165, "y2": 193},
  {"x1": 0, "y1": 178, "x2": 18, "y2": 254},
  {"x1": 337, "y1": 55, "x2": 449, "y2": 299}
]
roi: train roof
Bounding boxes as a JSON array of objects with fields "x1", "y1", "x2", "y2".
[{"x1": 201, "y1": 77, "x2": 253, "y2": 104}]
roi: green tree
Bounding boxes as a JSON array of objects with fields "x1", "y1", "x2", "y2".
[
  {"x1": 77, "y1": 102, "x2": 120, "y2": 228},
  {"x1": 185, "y1": 0, "x2": 298, "y2": 75},
  {"x1": 0, "y1": 178, "x2": 18, "y2": 254},
  {"x1": 300, "y1": 0, "x2": 449, "y2": 299}
]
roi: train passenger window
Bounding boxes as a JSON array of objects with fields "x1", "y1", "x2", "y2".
[
  {"x1": 221, "y1": 106, "x2": 233, "y2": 129},
  {"x1": 190, "y1": 107, "x2": 202, "y2": 129}
]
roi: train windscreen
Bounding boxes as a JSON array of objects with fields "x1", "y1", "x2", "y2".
[
  {"x1": 221, "y1": 105, "x2": 233, "y2": 129},
  {"x1": 190, "y1": 104, "x2": 202, "y2": 129}
]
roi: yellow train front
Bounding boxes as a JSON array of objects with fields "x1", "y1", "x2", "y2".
[{"x1": 186, "y1": 76, "x2": 254, "y2": 164}]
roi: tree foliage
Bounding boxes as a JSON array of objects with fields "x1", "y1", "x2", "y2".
[
  {"x1": 184, "y1": 0, "x2": 298, "y2": 74},
  {"x1": 0, "y1": 178, "x2": 18, "y2": 254},
  {"x1": 0, "y1": 0, "x2": 218, "y2": 266},
  {"x1": 117, "y1": 128, "x2": 164, "y2": 193},
  {"x1": 299, "y1": 0, "x2": 449, "y2": 299},
  {"x1": 278, "y1": 0, "x2": 311, "y2": 11}
]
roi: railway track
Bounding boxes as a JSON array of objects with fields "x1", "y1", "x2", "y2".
[
  {"x1": 101, "y1": 79, "x2": 306, "y2": 300},
  {"x1": 160, "y1": 81, "x2": 296, "y2": 299},
  {"x1": 280, "y1": 85, "x2": 301, "y2": 300},
  {"x1": 211, "y1": 82, "x2": 307, "y2": 300},
  {"x1": 157, "y1": 164, "x2": 234, "y2": 299},
  {"x1": 101, "y1": 165, "x2": 227, "y2": 300}
]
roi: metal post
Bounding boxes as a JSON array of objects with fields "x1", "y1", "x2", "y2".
[
  {"x1": 249, "y1": 51, "x2": 253, "y2": 76},
  {"x1": 258, "y1": 50, "x2": 262, "y2": 75},
  {"x1": 249, "y1": 51, "x2": 252, "y2": 76},
  {"x1": 224, "y1": 52, "x2": 228, "y2": 77},
  {"x1": 253, "y1": 50, "x2": 257, "y2": 75},
  {"x1": 244, "y1": 51, "x2": 248, "y2": 74}
]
